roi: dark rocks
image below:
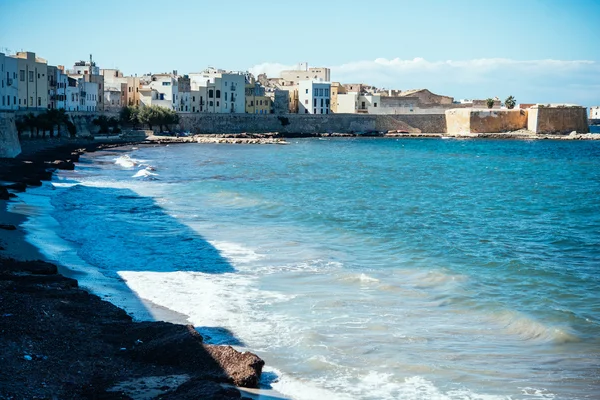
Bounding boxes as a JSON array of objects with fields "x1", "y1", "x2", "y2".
[
  {"x1": 0, "y1": 187, "x2": 9, "y2": 200},
  {"x1": 161, "y1": 379, "x2": 244, "y2": 400},
  {"x1": 0, "y1": 224, "x2": 17, "y2": 230},
  {"x1": 51, "y1": 160, "x2": 75, "y2": 170},
  {"x1": 1, "y1": 259, "x2": 58, "y2": 275},
  {"x1": 127, "y1": 322, "x2": 264, "y2": 388},
  {"x1": 205, "y1": 345, "x2": 265, "y2": 388}
]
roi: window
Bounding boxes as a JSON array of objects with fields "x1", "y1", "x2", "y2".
[
  {"x1": 321, "y1": 108, "x2": 324, "y2": 114},
  {"x1": 305, "y1": 99, "x2": 308, "y2": 105},
  {"x1": 2, "y1": 96, "x2": 4, "y2": 106},
  {"x1": 192, "y1": 96, "x2": 195, "y2": 102},
  {"x1": 216, "y1": 101, "x2": 220, "y2": 107},
  {"x1": 29, "y1": 71, "x2": 34, "y2": 82},
  {"x1": 38, "y1": 73, "x2": 40, "y2": 79},
  {"x1": 321, "y1": 98, "x2": 324, "y2": 107},
  {"x1": 225, "y1": 102, "x2": 228, "y2": 109},
  {"x1": 19, "y1": 70, "x2": 24, "y2": 81},
  {"x1": 326, "y1": 108, "x2": 329, "y2": 114},
  {"x1": 325, "y1": 89, "x2": 329, "y2": 96},
  {"x1": 209, "y1": 89, "x2": 214, "y2": 98},
  {"x1": 216, "y1": 90, "x2": 221, "y2": 98},
  {"x1": 314, "y1": 88, "x2": 318, "y2": 96},
  {"x1": 305, "y1": 109, "x2": 308, "y2": 114},
  {"x1": 209, "y1": 101, "x2": 213, "y2": 106},
  {"x1": 305, "y1": 89, "x2": 308, "y2": 94},
  {"x1": 250, "y1": 100, "x2": 254, "y2": 106},
  {"x1": 162, "y1": 82, "x2": 171, "y2": 86},
  {"x1": 374, "y1": 102, "x2": 377, "y2": 107},
  {"x1": 313, "y1": 108, "x2": 316, "y2": 114},
  {"x1": 29, "y1": 97, "x2": 33, "y2": 106},
  {"x1": 313, "y1": 98, "x2": 317, "y2": 107},
  {"x1": 259, "y1": 100, "x2": 262, "y2": 105},
  {"x1": 225, "y1": 92, "x2": 227, "y2": 101},
  {"x1": 128, "y1": 87, "x2": 131, "y2": 92},
  {"x1": 319, "y1": 88, "x2": 323, "y2": 96}
]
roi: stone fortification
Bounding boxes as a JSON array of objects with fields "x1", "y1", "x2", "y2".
[
  {"x1": 527, "y1": 106, "x2": 589, "y2": 134},
  {"x1": 445, "y1": 109, "x2": 528, "y2": 134},
  {"x1": 0, "y1": 112, "x2": 21, "y2": 157}
]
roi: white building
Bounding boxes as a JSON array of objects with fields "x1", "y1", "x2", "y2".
[
  {"x1": 298, "y1": 80, "x2": 331, "y2": 114},
  {"x1": 79, "y1": 80, "x2": 99, "y2": 112},
  {"x1": 139, "y1": 73, "x2": 179, "y2": 110},
  {"x1": 590, "y1": 106, "x2": 600, "y2": 120},
  {"x1": 0, "y1": 52, "x2": 19, "y2": 110},
  {"x1": 55, "y1": 67, "x2": 68, "y2": 110},
  {"x1": 189, "y1": 68, "x2": 246, "y2": 113},
  {"x1": 65, "y1": 77, "x2": 79, "y2": 111}
]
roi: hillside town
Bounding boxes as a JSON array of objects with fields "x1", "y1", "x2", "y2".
[{"x1": 4, "y1": 50, "x2": 590, "y2": 118}]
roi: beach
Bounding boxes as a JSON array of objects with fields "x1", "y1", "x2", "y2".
[{"x1": 0, "y1": 138, "x2": 269, "y2": 400}]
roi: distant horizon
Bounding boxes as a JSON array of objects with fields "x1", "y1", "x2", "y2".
[{"x1": 1, "y1": 0, "x2": 598, "y2": 106}]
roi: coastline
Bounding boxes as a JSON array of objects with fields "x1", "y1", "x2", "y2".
[{"x1": 0, "y1": 138, "x2": 276, "y2": 399}]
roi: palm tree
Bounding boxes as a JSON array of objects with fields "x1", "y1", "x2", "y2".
[
  {"x1": 505, "y1": 96, "x2": 516, "y2": 110},
  {"x1": 486, "y1": 98, "x2": 495, "y2": 109}
]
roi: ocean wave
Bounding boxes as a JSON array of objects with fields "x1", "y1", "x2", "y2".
[
  {"x1": 338, "y1": 272, "x2": 380, "y2": 284},
  {"x1": 490, "y1": 310, "x2": 580, "y2": 344}
]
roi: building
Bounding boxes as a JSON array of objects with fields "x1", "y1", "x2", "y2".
[
  {"x1": 68, "y1": 57, "x2": 105, "y2": 111},
  {"x1": 245, "y1": 83, "x2": 271, "y2": 114},
  {"x1": 54, "y1": 66, "x2": 68, "y2": 110},
  {"x1": 177, "y1": 75, "x2": 191, "y2": 112},
  {"x1": 0, "y1": 52, "x2": 19, "y2": 110},
  {"x1": 266, "y1": 89, "x2": 289, "y2": 115},
  {"x1": 188, "y1": 68, "x2": 246, "y2": 113},
  {"x1": 65, "y1": 77, "x2": 79, "y2": 111},
  {"x1": 393, "y1": 89, "x2": 453, "y2": 105},
  {"x1": 139, "y1": 73, "x2": 179, "y2": 110},
  {"x1": 279, "y1": 63, "x2": 330, "y2": 86},
  {"x1": 589, "y1": 106, "x2": 600, "y2": 120},
  {"x1": 298, "y1": 80, "x2": 331, "y2": 114},
  {"x1": 10, "y1": 51, "x2": 49, "y2": 110}
]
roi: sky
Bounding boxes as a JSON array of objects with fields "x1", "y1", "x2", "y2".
[{"x1": 1, "y1": 0, "x2": 599, "y2": 105}]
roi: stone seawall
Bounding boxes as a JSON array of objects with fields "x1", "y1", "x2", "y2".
[
  {"x1": 446, "y1": 109, "x2": 528, "y2": 134},
  {"x1": 528, "y1": 106, "x2": 589, "y2": 134},
  {"x1": 0, "y1": 112, "x2": 21, "y2": 157},
  {"x1": 178, "y1": 113, "x2": 447, "y2": 134}
]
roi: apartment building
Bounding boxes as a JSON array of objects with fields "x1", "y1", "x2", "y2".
[
  {"x1": 10, "y1": 51, "x2": 48, "y2": 110},
  {"x1": 189, "y1": 68, "x2": 246, "y2": 113},
  {"x1": 0, "y1": 52, "x2": 19, "y2": 110},
  {"x1": 298, "y1": 80, "x2": 331, "y2": 114}
]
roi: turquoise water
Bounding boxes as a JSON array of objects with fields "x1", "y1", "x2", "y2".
[{"x1": 19, "y1": 138, "x2": 600, "y2": 399}]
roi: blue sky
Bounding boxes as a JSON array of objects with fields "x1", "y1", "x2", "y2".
[{"x1": 1, "y1": 0, "x2": 599, "y2": 105}]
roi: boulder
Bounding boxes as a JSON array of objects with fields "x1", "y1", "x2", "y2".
[
  {"x1": 126, "y1": 322, "x2": 264, "y2": 388},
  {"x1": 51, "y1": 160, "x2": 75, "y2": 170}
]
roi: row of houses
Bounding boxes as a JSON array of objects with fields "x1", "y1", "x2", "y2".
[{"x1": 1, "y1": 51, "x2": 508, "y2": 116}]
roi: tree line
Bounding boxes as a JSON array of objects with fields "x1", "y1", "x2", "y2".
[
  {"x1": 15, "y1": 109, "x2": 76, "y2": 138},
  {"x1": 120, "y1": 105, "x2": 179, "y2": 131}
]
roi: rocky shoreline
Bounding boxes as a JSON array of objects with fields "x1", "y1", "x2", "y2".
[{"x1": 0, "y1": 137, "x2": 266, "y2": 399}]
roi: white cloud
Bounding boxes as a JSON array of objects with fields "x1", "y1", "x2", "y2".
[{"x1": 248, "y1": 58, "x2": 600, "y2": 105}]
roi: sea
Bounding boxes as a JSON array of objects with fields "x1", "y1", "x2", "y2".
[{"x1": 12, "y1": 138, "x2": 600, "y2": 399}]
